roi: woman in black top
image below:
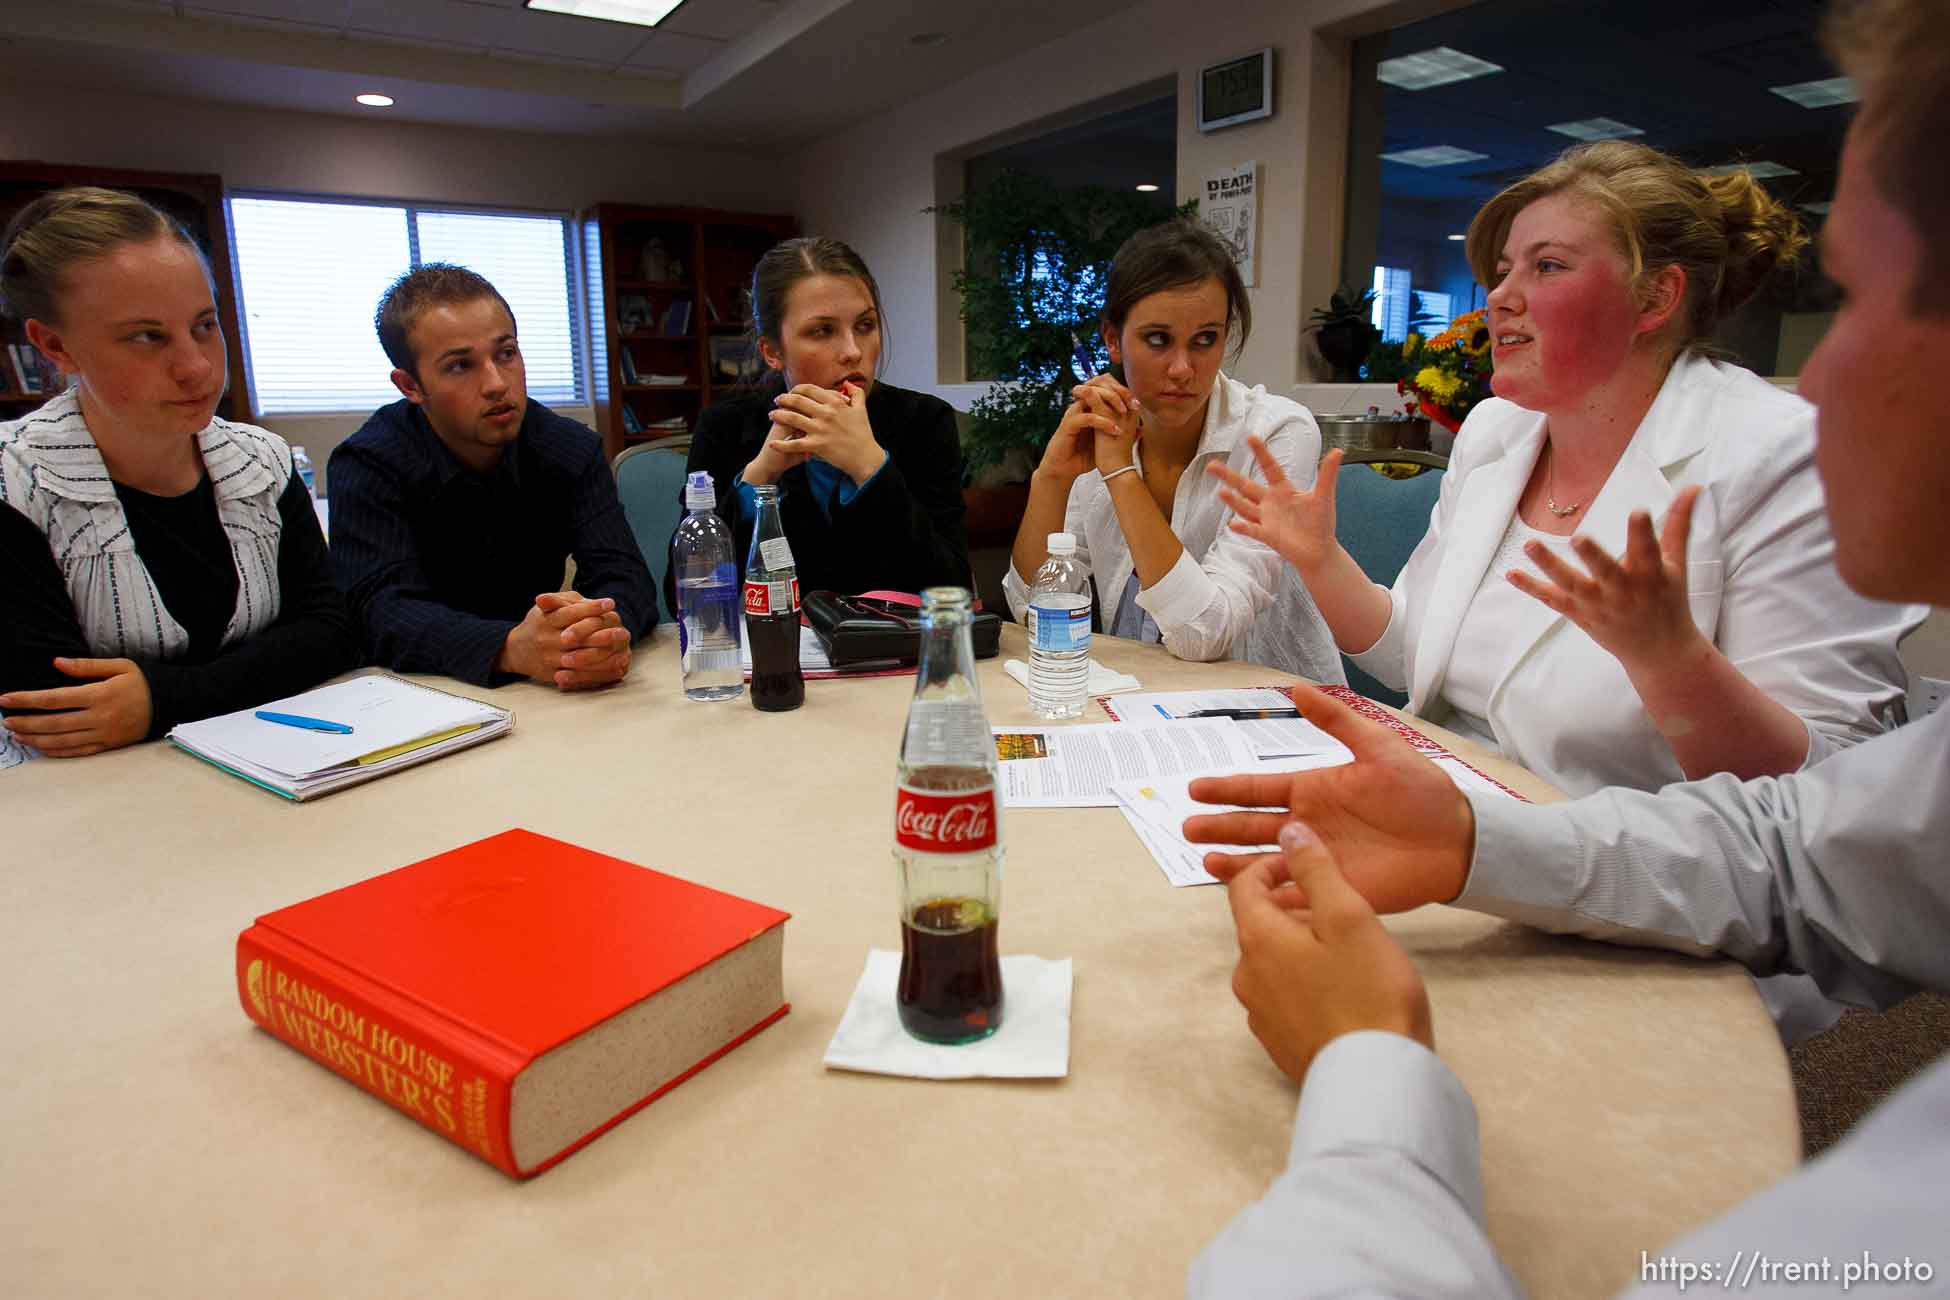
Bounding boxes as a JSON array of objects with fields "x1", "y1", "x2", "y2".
[
  {"x1": 680, "y1": 237, "x2": 971, "y2": 601},
  {"x1": 0, "y1": 187, "x2": 357, "y2": 763}
]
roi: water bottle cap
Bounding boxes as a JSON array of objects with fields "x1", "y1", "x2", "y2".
[
  {"x1": 685, "y1": 471, "x2": 715, "y2": 510},
  {"x1": 1047, "y1": 531, "x2": 1077, "y2": 556}
]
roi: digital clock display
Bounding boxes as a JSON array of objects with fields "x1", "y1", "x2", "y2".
[{"x1": 1198, "y1": 49, "x2": 1273, "y2": 132}]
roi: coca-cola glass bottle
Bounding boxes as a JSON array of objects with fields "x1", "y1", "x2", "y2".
[
  {"x1": 742, "y1": 484, "x2": 804, "y2": 712},
  {"x1": 893, "y1": 587, "x2": 1004, "y2": 1043}
]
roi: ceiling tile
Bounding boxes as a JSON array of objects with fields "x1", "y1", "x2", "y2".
[
  {"x1": 342, "y1": 0, "x2": 516, "y2": 48},
  {"x1": 657, "y1": 0, "x2": 774, "y2": 43},
  {"x1": 492, "y1": 7, "x2": 654, "y2": 62},
  {"x1": 183, "y1": 5, "x2": 346, "y2": 37},
  {"x1": 185, "y1": 0, "x2": 346, "y2": 25},
  {"x1": 621, "y1": 28, "x2": 723, "y2": 72}
]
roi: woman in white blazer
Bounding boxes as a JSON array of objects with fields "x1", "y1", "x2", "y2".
[
  {"x1": 1005, "y1": 219, "x2": 1339, "y2": 679},
  {"x1": 1212, "y1": 141, "x2": 1918, "y2": 801}
]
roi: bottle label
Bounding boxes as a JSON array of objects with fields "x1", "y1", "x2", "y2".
[
  {"x1": 759, "y1": 536, "x2": 795, "y2": 570},
  {"x1": 743, "y1": 578, "x2": 799, "y2": 615},
  {"x1": 895, "y1": 783, "x2": 998, "y2": 853},
  {"x1": 1028, "y1": 599, "x2": 1091, "y2": 652}
]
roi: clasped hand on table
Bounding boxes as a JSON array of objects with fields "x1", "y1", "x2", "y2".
[
  {"x1": 498, "y1": 590, "x2": 632, "y2": 690},
  {"x1": 744, "y1": 382, "x2": 887, "y2": 487},
  {"x1": 1034, "y1": 375, "x2": 1145, "y2": 482}
]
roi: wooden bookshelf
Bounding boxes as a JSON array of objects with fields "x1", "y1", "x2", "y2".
[
  {"x1": 0, "y1": 161, "x2": 252, "y2": 424},
  {"x1": 580, "y1": 203, "x2": 795, "y2": 458}
]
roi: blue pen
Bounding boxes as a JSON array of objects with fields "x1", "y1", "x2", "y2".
[{"x1": 255, "y1": 710, "x2": 354, "y2": 735}]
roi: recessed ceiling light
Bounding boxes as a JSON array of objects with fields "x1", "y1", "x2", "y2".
[
  {"x1": 909, "y1": 32, "x2": 949, "y2": 47},
  {"x1": 1446, "y1": 234, "x2": 1465, "y2": 241},
  {"x1": 525, "y1": 0, "x2": 684, "y2": 29},
  {"x1": 1135, "y1": 183, "x2": 1160, "y2": 193},
  {"x1": 1700, "y1": 160, "x2": 1799, "y2": 179},
  {"x1": 1547, "y1": 117, "x2": 1643, "y2": 142},
  {"x1": 1376, "y1": 47, "x2": 1503, "y2": 91},
  {"x1": 1381, "y1": 145, "x2": 1489, "y2": 168},
  {"x1": 355, "y1": 93, "x2": 394, "y2": 108},
  {"x1": 1770, "y1": 76, "x2": 1857, "y2": 108}
]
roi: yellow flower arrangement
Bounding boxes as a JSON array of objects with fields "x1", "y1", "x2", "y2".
[{"x1": 1393, "y1": 309, "x2": 1493, "y2": 432}]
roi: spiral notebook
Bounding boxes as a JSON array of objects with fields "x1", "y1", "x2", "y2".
[{"x1": 167, "y1": 673, "x2": 514, "y2": 801}]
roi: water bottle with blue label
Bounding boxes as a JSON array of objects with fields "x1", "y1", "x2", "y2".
[
  {"x1": 672, "y1": 470, "x2": 744, "y2": 701},
  {"x1": 1027, "y1": 532, "x2": 1091, "y2": 719}
]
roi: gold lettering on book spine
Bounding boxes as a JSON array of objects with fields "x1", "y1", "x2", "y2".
[{"x1": 259, "y1": 963, "x2": 463, "y2": 1134}]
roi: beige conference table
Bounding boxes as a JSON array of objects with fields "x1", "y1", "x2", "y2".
[{"x1": 3, "y1": 625, "x2": 1797, "y2": 1299}]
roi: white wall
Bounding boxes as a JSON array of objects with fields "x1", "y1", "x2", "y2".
[
  {"x1": 790, "y1": 0, "x2": 1407, "y2": 405},
  {"x1": 0, "y1": 82, "x2": 792, "y2": 488}
]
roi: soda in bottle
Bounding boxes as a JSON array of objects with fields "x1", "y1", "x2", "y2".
[
  {"x1": 743, "y1": 483, "x2": 805, "y2": 712},
  {"x1": 893, "y1": 586, "x2": 1004, "y2": 1043}
]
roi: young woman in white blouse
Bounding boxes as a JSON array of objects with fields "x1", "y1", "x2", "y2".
[{"x1": 1005, "y1": 219, "x2": 1339, "y2": 678}]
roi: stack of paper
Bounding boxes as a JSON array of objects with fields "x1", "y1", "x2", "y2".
[{"x1": 168, "y1": 674, "x2": 513, "y2": 800}]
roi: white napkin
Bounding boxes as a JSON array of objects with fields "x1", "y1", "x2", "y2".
[
  {"x1": 1002, "y1": 658, "x2": 1142, "y2": 696},
  {"x1": 823, "y1": 949, "x2": 1073, "y2": 1079}
]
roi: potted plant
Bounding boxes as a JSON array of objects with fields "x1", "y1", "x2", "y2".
[
  {"x1": 1391, "y1": 308, "x2": 1494, "y2": 450},
  {"x1": 933, "y1": 171, "x2": 1189, "y2": 541},
  {"x1": 1308, "y1": 285, "x2": 1379, "y2": 382}
]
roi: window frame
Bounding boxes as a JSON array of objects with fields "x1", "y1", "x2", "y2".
[{"x1": 225, "y1": 189, "x2": 588, "y2": 416}]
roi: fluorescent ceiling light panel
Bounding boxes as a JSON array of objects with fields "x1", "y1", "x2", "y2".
[
  {"x1": 1376, "y1": 47, "x2": 1503, "y2": 91},
  {"x1": 1770, "y1": 76, "x2": 1857, "y2": 108},
  {"x1": 525, "y1": 0, "x2": 684, "y2": 28},
  {"x1": 1381, "y1": 145, "x2": 1489, "y2": 168},
  {"x1": 1135, "y1": 183, "x2": 1160, "y2": 192},
  {"x1": 1547, "y1": 117, "x2": 1643, "y2": 141},
  {"x1": 1700, "y1": 160, "x2": 1798, "y2": 178}
]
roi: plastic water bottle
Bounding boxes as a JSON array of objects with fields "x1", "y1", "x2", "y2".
[
  {"x1": 1027, "y1": 532, "x2": 1091, "y2": 719},
  {"x1": 291, "y1": 445, "x2": 317, "y2": 497},
  {"x1": 672, "y1": 471, "x2": 743, "y2": 701}
]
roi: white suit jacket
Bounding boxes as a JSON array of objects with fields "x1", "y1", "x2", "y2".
[{"x1": 1347, "y1": 353, "x2": 1920, "y2": 797}]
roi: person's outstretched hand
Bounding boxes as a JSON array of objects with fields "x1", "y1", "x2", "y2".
[{"x1": 1183, "y1": 683, "x2": 1475, "y2": 915}]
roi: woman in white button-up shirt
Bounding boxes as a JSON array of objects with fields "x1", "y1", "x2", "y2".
[
  {"x1": 1213, "y1": 142, "x2": 1918, "y2": 798},
  {"x1": 1004, "y1": 220, "x2": 1339, "y2": 678}
]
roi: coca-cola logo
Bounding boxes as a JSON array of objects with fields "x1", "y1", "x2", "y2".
[
  {"x1": 744, "y1": 579, "x2": 800, "y2": 616},
  {"x1": 895, "y1": 785, "x2": 997, "y2": 852}
]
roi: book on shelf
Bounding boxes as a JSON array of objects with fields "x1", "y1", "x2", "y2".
[
  {"x1": 644, "y1": 372, "x2": 689, "y2": 386},
  {"x1": 703, "y1": 293, "x2": 721, "y2": 324},
  {"x1": 645, "y1": 415, "x2": 689, "y2": 432},
  {"x1": 618, "y1": 349, "x2": 642, "y2": 384},
  {"x1": 616, "y1": 292, "x2": 653, "y2": 331},
  {"x1": 236, "y1": 828, "x2": 791, "y2": 1178},
  {"x1": 167, "y1": 672, "x2": 513, "y2": 800},
  {"x1": 709, "y1": 336, "x2": 753, "y2": 382},
  {"x1": 621, "y1": 403, "x2": 644, "y2": 435},
  {"x1": 8, "y1": 343, "x2": 43, "y2": 394},
  {"x1": 659, "y1": 298, "x2": 692, "y2": 337}
]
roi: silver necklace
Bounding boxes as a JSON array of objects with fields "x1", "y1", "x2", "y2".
[{"x1": 1544, "y1": 449, "x2": 1583, "y2": 517}]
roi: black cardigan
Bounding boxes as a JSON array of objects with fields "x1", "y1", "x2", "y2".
[{"x1": 673, "y1": 381, "x2": 972, "y2": 604}]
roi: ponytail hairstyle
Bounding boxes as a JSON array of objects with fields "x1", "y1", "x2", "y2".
[
  {"x1": 1099, "y1": 218, "x2": 1252, "y2": 361},
  {"x1": 2, "y1": 186, "x2": 208, "y2": 327},
  {"x1": 744, "y1": 236, "x2": 885, "y2": 392},
  {"x1": 1465, "y1": 140, "x2": 1809, "y2": 356}
]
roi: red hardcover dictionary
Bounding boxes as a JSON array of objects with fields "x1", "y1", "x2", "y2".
[{"x1": 236, "y1": 829, "x2": 790, "y2": 1178}]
